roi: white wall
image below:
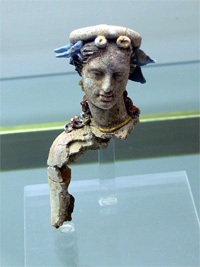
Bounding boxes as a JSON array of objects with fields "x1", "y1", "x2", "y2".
[{"x1": 1, "y1": 0, "x2": 199, "y2": 78}]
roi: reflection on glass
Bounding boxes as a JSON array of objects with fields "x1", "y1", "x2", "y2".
[{"x1": 24, "y1": 171, "x2": 200, "y2": 266}]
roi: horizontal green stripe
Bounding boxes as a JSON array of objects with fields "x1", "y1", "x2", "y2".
[{"x1": 0, "y1": 110, "x2": 199, "y2": 135}]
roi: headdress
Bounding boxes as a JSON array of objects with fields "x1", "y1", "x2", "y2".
[{"x1": 54, "y1": 24, "x2": 155, "y2": 83}]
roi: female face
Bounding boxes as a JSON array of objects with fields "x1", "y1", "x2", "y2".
[{"x1": 81, "y1": 44, "x2": 131, "y2": 110}]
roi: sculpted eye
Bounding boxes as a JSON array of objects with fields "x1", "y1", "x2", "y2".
[
  {"x1": 92, "y1": 71, "x2": 104, "y2": 78},
  {"x1": 113, "y1": 72, "x2": 123, "y2": 79}
]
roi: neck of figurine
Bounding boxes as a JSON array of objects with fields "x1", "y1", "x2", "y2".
[{"x1": 87, "y1": 97, "x2": 129, "y2": 129}]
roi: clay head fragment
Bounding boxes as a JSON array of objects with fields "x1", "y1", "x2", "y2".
[{"x1": 48, "y1": 25, "x2": 155, "y2": 228}]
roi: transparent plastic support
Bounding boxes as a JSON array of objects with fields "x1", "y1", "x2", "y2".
[
  {"x1": 58, "y1": 221, "x2": 75, "y2": 234},
  {"x1": 24, "y1": 171, "x2": 200, "y2": 266},
  {"x1": 98, "y1": 139, "x2": 118, "y2": 206}
]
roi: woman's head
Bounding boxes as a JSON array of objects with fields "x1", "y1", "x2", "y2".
[
  {"x1": 80, "y1": 41, "x2": 133, "y2": 110},
  {"x1": 54, "y1": 25, "x2": 152, "y2": 126}
]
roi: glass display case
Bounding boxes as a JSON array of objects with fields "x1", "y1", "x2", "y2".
[{"x1": 1, "y1": 62, "x2": 199, "y2": 266}]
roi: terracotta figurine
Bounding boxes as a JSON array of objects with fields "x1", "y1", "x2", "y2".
[{"x1": 47, "y1": 25, "x2": 155, "y2": 228}]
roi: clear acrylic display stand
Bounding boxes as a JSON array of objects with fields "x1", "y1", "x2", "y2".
[
  {"x1": 98, "y1": 139, "x2": 118, "y2": 206},
  {"x1": 24, "y1": 170, "x2": 200, "y2": 266}
]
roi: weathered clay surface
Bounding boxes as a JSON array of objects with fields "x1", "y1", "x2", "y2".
[
  {"x1": 48, "y1": 24, "x2": 153, "y2": 228},
  {"x1": 90, "y1": 117, "x2": 139, "y2": 140},
  {"x1": 47, "y1": 165, "x2": 74, "y2": 228},
  {"x1": 69, "y1": 24, "x2": 142, "y2": 48},
  {"x1": 47, "y1": 117, "x2": 138, "y2": 228}
]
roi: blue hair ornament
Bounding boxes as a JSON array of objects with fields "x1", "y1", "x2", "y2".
[{"x1": 54, "y1": 41, "x2": 83, "y2": 58}]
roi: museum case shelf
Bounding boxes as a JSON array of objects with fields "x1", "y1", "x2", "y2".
[{"x1": 24, "y1": 171, "x2": 199, "y2": 266}]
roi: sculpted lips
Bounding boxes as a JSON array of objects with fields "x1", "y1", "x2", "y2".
[{"x1": 99, "y1": 94, "x2": 114, "y2": 102}]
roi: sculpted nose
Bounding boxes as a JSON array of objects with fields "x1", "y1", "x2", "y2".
[{"x1": 102, "y1": 75, "x2": 112, "y2": 93}]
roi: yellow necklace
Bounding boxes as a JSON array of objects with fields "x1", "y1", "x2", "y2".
[{"x1": 99, "y1": 116, "x2": 132, "y2": 133}]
